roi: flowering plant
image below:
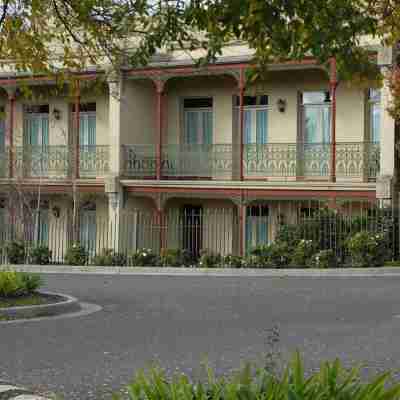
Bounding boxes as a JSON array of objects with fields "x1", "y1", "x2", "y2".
[
  {"x1": 290, "y1": 239, "x2": 317, "y2": 267},
  {"x1": 311, "y1": 249, "x2": 337, "y2": 269},
  {"x1": 129, "y1": 248, "x2": 159, "y2": 267},
  {"x1": 346, "y1": 231, "x2": 388, "y2": 267}
]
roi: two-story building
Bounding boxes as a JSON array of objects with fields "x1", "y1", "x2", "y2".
[{"x1": 0, "y1": 41, "x2": 396, "y2": 260}]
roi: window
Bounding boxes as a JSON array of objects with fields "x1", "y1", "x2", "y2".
[
  {"x1": 183, "y1": 98, "x2": 213, "y2": 144},
  {"x1": 80, "y1": 202, "x2": 97, "y2": 255},
  {"x1": 368, "y1": 89, "x2": 381, "y2": 143},
  {"x1": 0, "y1": 107, "x2": 5, "y2": 151},
  {"x1": 236, "y1": 95, "x2": 269, "y2": 144},
  {"x1": 23, "y1": 105, "x2": 49, "y2": 146},
  {"x1": 246, "y1": 205, "x2": 269, "y2": 251},
  {"x1": 301, "y1": 91, "x2": 331, "y2": 143},
  {"x1": 75, "y1": 103, "x2": 96, "y2": 146}
]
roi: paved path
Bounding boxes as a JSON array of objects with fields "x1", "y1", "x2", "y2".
[{"x1": 2, "y1": 274, "x2": 400, "y2": 399}]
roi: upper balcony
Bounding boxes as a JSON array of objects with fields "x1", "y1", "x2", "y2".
[
  {"x1": 121, "y1": 142, "x2": 380, "y2": 182},
  {"x1": 0, "y1": 145, "x2": 110, "y2": 180}
]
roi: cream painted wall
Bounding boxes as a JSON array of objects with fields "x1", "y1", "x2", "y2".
[{"x1": 121, "y1": 80, "x2": 156, "y2": 145}]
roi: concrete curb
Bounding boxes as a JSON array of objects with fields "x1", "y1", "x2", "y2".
[
  {"x1": 0, "y1": 291, "x2": 81, "y2": 320},
  {"x1": 0, "y1": 383, "x2": 53, "y2": 399},
  {"x1": 2, "y1": 265, "x2": 400, "y2": 277}
]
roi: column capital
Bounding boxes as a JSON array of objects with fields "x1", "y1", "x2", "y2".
[
  {"x1": 153, "y1": 77, "x2": 167, "y2": 94},
  {"x1": 3, "y1": 86, "x2": 17, "y2": 100}
]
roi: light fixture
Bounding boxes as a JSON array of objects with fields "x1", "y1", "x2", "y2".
[
  {"x1": 52, "y1": 206, "x2": 60, "y2": 218},
  {"x1": 53, "y1": 108, "x2": 61, "y2": 120},
  {"x1": 277, "y1": 98, "x2": 287, "y2": 113}
]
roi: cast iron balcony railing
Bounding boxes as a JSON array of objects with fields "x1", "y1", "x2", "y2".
[
  {"x1": 122, "y1": 145, "x2": 156, "y2": 178},
  {"x1": 162, "y1": 144, "x2": 232, "y2": 179},
  {"x1": 120, "y1": 142, "x2": 380, "y2": 181},
  {"x1": 13, "y1": 145, "x2": 71, "y2": 179},
  {"x1": 79, "y1": 145, "x2": 110, "y2": 178},
  {"x1": 0, "y1": 148, "x2": 9, "y2": 178}
]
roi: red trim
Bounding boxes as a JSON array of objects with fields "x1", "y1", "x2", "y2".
[
  {"x1": 330, "y1": 57, "x2": 338, "y2": 183},
  {"x1": 239, "y1": 68, "x2": 245, "y2": 181},
  {"x1": 74, "y1": 83, "x2": 80, "y2": 179},
  {"x1": 7, "y1": 92, "x2": 15, "y2": 178},
  {"x1": 125, "y1": 186, "x2": 376, "y2": 199},
  {"x1": 0, "y1": 72, "x2": 98, "y2": 86}
]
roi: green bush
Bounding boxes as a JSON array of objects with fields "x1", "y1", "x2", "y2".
[
  {"x1": 129, "y1": 248, "x2": 159, "y2": 266},
  {"x1": 311, "y1": 249, "x2": 337, "y2": 269},
  {"x1": 242, "y1": 254, "x2": 271, "y2": 268},
  {"x1": 346, "y1": 231, "x2": 388, "y2": 267},
  {"x1": 117, "y1": 352, "x2": 400, "y2": 400},
  {"x1": 0, "y1": 271, "x2": 42, "y2": 297},
  {"x1": 160, "y1": 248, "x2": 192, "y2": 267},
  {"x1": 64, "y1": 244, "x2": 88, "y2": 266},
  {"x1": 92, "y1": 248, "x2": 127, "y2": 266},
  {"x1": 198, "y1": 250, "x2": 221, "y2": 268},
  {"x1": 266, "y1": 241, "x2": 291, "y2": 267},
  {"x1": 29, "y1": 245, "x2": 52, "y2": 265},
  {"x1": 290, "y1": 239, "x2": 317, "y2": 267},
  {"x1": 5, "y1": 241, "x2": 26, "y2": 264},
  {"x1": 222, "y1": 254, "x2": 243, "y2": 268}
]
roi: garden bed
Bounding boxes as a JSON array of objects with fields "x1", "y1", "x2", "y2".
[{"x1": 0, "y1": 292, "x2": 64, "y2": 309}]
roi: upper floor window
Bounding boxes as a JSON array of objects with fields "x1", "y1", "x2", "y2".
[
  {"x1": 236, "y1": 95, "x2": 269, "y2": 144},
  {"x1": 0, "y1": 107, "x2": 4, "y2": 151},
  {"x1": 301, "y1": 91, "x2": 331, "y2": 144},
  {"x1": 183, "y1": 98, "x2": 213, "y2": 145},
  {"x1": 72, "y1": 102, "x2": 96, "y2": 146},
  {"x1": 23, "y1": 104, "x2": 49, "y2": 146},
  {"x1": 368, "y1": 89, "x2": 381, "y2": 143}
]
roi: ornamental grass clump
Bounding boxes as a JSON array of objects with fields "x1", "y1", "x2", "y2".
[
  {"x1": 117, "y1": 352, "x2": 400, "y2": 400},
  {"x1": 346, "y1": 231, "x2": 388, "y2": 267},
  {"x1": 0, "y1": 271, "x2": 42, "y2": 298}
]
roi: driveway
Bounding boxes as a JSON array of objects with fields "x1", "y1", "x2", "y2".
[{"x1": 1, "y1": 274, "x2": 400, "y2": 399}]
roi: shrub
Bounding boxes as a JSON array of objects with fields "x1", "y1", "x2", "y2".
[
  {"x1": 346, "y1": 231, "x2": 388, "y2": 267},
  {"x1": 222, "y1": 254, "x2": 243, "y2": 268},
  {"x1": 198, "y1": 250, "x2": 221, "y2": 268},
  {"x1": 160, "y1": 249, "x2": 192, "y2": 267},
  {"x1": 92, "y1": 248, "x2": 127, "y2": 266},
  {"x1": 242, "y1": 254, "x2": 271, "y2": 268},
  {"x1": 64, "y1": 244, "x2": 88, "y2": 266},
  {"x1": 311, "y1": 249, "x2": 337, "y2": 269},
  {"x1": 5, "y1": 241, "x2": 26, "y2": 264},
  {"x1": 290, "y1": 239, "x2": 317, "y2": 267},
  {"x1": 266, "y1": 241, "x2": 291, "y2": 267},
  {"x1": 0, "y1": 271, "x2": 42, "y2": 297},
  {"x1": 118, "y1": 352, "x2": 400, "y2": 400},
  {"x1": 129, "y1": 248, "x2": 159, "y2": 266},
  {"x1": 29, "y1": 245, "x2": 52, "y2": 265}
]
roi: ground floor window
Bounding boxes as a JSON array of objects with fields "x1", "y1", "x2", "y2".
[
  {"x1": 80, "y1": 202, "x2": 97, "y2": 255},
  {"x1": 181, "y1": 205, "x2": 203, "y2": 258},
  {"x1": 246, "y1": 204, "x2": 269, "y2": 252}
]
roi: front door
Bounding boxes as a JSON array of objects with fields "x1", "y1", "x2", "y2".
[{"x1": 182, "y1": 205, "x2": 203, "y2": 258}]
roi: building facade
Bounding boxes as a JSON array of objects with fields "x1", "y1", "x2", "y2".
[{"x1": 0, "y1": 42, "x2": 396, "y2": 259}]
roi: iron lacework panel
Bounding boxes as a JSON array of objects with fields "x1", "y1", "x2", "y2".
[
  {"x1": 79, "y1": 145, "x2": 110, "y2": 178},
  {"x1": 162, "y1": 144, "x2": 232, "y2": 179},
  {"x1": 13, "y1": 146, "x2": 71, "y2": 179},
  {"x1": 0, "y1": 149, "x2": 9, "y2": 178},
  {"x1": 122, "y1": 145, "x2": 156, "y2": 178}
]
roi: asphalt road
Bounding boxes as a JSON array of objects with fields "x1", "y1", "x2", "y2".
[{"x1": 1, "y1": 274, "x2": 400, "y2": 399}]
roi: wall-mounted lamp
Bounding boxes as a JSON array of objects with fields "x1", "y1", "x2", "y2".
[
  {"x1": 52, "y1": 206, "x2": 61, "y2": 218},
  {"x1": 53, "y1": 108, "x2": 61, "y2": 120},
  {"x1": 277, "y1": 98, "x2": 287, "y2": 113}
]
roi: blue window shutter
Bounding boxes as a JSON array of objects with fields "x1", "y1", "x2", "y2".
[
  {"x1": 257, "y1": 218, "x2": 268, "y2": 245},
  {"x1": 371, "y1": 104, "x2": 381, "y2": 143},
  {"x1": 244, "y1": 110, "x2": 252, "y2": 144},
  {"x1": 256, "y1": 110, "x2": 268, "y2": 144},
  {"x1": 41, "y1": 116, "x2": 49, "y2": 145},
  {"x1": 39, "y1": 211, "x2": 49, "y2": 245},
  {"x1": 0, "y1": 120, "x2": 5, "y2": 150},
  {"x1": 79, "y1": 114, "x2": 88, "y2": 146},
  {"x1": 322, "y1": 106, "x2": 331, "y2": 143},
  {"x1": 245, "y1": 216, "x2": 252, "y2": 253},
  {"x1": 202, "y1": 111, "x2": 213, "y2": 144},
  {"x1": 88, "y1": 114, "x2": 96, "y2": 145},
  {"x1": 185, "y1": 111, "x2": 198, "y2": 144}
]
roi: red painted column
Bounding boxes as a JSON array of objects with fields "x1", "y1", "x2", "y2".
[
  {"x1": 330, "y1": 58, "x2": 338, "y2": 183},
  {"x1": 155, "y1": 80, "x2": 165, "y2": 181},
  {"x1": 6, "y1": 90, "x2": 16, "y2": 179},
  {"x1": 74, "y1": 81, "x2": 81, "y2": 180},
  {"x1": 239, "y1": 68, "x2": 245, "y2": 181},
  {"x1": 238, "y1": 200, "x2": 245, "y2": 257}
]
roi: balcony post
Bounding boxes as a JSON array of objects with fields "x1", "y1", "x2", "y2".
[
  {"x1": 236, "y1": 195, "x2": 246, "y2": 257},
  {"x1": 5, "y1": 87, "x2": 16, "y2": 179},
  {"x1": 108, "y1": 75, "x2": 123, "y2": 177},
  {"x1": 330, "y1": 57, "x2": 338, "y2": 183},
  {"x1": 238, "y1": 68, "x2": 245, "y2": 181},
  {"x1": 73, "y1": 81, "x2": 81, "y2": 180},
  {"x1": 106, "y1": 176, "x2": 123, "y2": 252},
  {"x1": 155, "y1": 79, "x2": 165, "y2": 181}
]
